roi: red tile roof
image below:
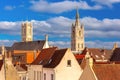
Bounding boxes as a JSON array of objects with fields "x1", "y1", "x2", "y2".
[
  {"x1": 81, "y1": 48, "x2": 112, "y2": 61},
  {"x1": 32, "y1": 47, "x2": 68, "y2": 68},
  {"x1": 44, "y1": 48, "x2": 67, "y2": 68},
  {"x1": 32, "y1": 47, "x2": 57, "y2": 65},
  {"x1": 93, "y1": 64, "x2": 120, "y2": 80}
]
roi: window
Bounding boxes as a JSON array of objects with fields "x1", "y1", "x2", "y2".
[
  {"x1": 67, "y1": 60, "x2": 71, "y2": 67},
  {"x1": 51, "y1": 74, "x2": 54, "y2": 80},
  {"x1": 34, "y1": 71, "x2": 36, "y2": 80},
  {"x1": 44, "y1": 73, "x2": 46, "y2": 80}
]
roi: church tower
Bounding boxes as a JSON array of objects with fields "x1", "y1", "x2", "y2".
[
  {"x1": 71, "y1": 8, "x2": 85, "y2": 53},
  {"x1": 21, "y1": 21, "x2": 33, "y2": 42}
]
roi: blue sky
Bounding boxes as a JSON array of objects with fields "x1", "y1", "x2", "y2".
[{"x1": 0, "y1": 0, "x2": 120, "y2": 49}]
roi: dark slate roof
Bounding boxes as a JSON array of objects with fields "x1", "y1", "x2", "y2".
[
  {"x1": 11, "y1": 40, "x2": 46, "y2": 50},
  {"x1": 0, "y1": 60, "x2": 3, "y2": 70},
  {"x1": 110, "y1": 48, "x2": 120, "y2": 61},
  {"x1": 32, "y1": 47, "x2": 67, "y2": 68},
  {"x1": 93, "y1": 64, "x2": 120, "y2": 80}
]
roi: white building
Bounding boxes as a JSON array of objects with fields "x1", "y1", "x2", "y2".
[{"x1": 28, "y1": 47, "x2": 82, "y2": 80}]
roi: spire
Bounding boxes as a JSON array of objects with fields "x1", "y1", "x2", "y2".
[
  {"x1": 112, "y1": 42, "x2": 118, "y2": 51},
  {"x1": 75, "y1": 7, "x2": 80, "y2": 26}
]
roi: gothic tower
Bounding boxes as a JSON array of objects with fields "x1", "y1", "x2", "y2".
[
  {"x1": 71, "y1": 9, "x2": 85, "y2": 53},
  {"x1": 21, "y1": 21, "x2": 33, "y2": 42}
]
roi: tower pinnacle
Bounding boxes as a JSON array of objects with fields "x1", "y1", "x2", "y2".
[{"x1": 75, "y1": 8, "x2": 80, "y2": 26}]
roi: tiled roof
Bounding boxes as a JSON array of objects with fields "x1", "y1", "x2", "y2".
[
  {"x1": 11, "y1": 40, "x2": 46, "y2": 50},
  {"x1": 15, "y1": 64, "x2": 27, "y2": 71},
  {"x1": 44, "y1": 48, "x2": 67, "y2": 68},
  {"x1": 32, "y1": 47, "x2": 67, "y2": 68},
  {"x1": 0, "y1": 60, "x2": 3, "y2": 70},
  {"x1": 110, "y1": 48, "x2": 120, "y2": 61},
  {"x1": 32, "y1": 47, "x2": 57, "y2": 65},
  {"x1": 93, "y1": 63, "x2": 120, "y2": 80},
  {"x1": 81, "y1": 48, "x2": 112, "y2": 62}
]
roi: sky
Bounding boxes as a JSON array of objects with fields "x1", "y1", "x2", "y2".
[{"x1": 0, "y1": 0, "x2": 120, "y2": 49}]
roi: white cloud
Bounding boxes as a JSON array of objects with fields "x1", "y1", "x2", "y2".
[
  {"x1": 86, "y1": 41, "x2": 120, "y2": 49},
  {"x1": 92, "y1": 0, "x2": 120, "y2": 7},
  {"x1": 49, "y1": 41, "x2": 70, "y2": 48},
  {"x1": 0, "y1": 16, "x2": 120, "y2": 48},
  {"x1": 4, "y1": 6, "x2": 15, "y2": 10},
  {"x1": 0, "y1": 40, "x2": 16, "y2": 46},
  {"x1": 30, "y1": 0, "x2": 102, "y2": 13}
]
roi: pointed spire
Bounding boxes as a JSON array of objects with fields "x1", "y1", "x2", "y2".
[
  {"x1": 75, "y1": 7, "x2": 80, "y2": 26},
  {"x1": 76, "y1": 7, "x2": 79, "y2": 19}
]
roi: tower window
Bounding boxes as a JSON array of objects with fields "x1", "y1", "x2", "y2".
[
  {"x1": 67, "y1": 60, "x2": 71, "y2": 67},
  {"x1": 79, "y1": 31, "x2": 81, "y2": 36}
]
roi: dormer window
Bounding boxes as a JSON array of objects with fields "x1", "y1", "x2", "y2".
[{"x1": 67, "y1": 60, "x2": 71, "y2": 67}]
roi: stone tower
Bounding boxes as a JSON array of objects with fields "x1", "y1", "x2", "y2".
[
  {"x1": 71, "y1": 9, "x2": 85, "y2": 53},
  {"x1": 21, "y1": 21, "x2": 33, "y2": 42}
]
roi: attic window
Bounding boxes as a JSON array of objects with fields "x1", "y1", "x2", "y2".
[
  {"x1": 48, "y1": 59, "x2": 52, "y2": 64},
  {"x1": 67, "y1": 60, "x2": 71, "y2": 67},
  {"x1": 95, "y1": 55, "x2": 99, "y2": 58},
  {"x1": 39, "y1": 60, "x2": 43, "y2": 64}
]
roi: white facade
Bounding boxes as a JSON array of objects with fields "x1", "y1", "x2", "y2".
[
  {"x1": 28, "y1": 48, "x2": 82, "y2": 80},
  {"x1": 54, "y1": 49, "x2": 82, "y2": 80},
  {"x1": 0, "y1": 62, "x2": 5, "y2": 80},
  {"x1": 28, "y1": 65, "x2": 43, "y2": 80}
]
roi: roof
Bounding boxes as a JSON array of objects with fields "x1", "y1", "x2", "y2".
[
  {"x1": 110, "y1": 48, "x2": 120, "y2": 61},
  {"x1": 11, "y1": 40, "x2": 46, "y2": 51},
  {"x1": 0, "y1": 46, "x2": 11, "y2": 54},
  {"x1": 15, "y1": 64, "x2": 27, "y2": 71},
  {"x1": 0, "y1": 60, "x2": 3, "y2": 70},
  {"x1": 44, "y1": 48, "x2": 67, "y2": 68},
  {"x1": 32, "y1": 47, "x2": 57, "y2": 65},
  {"x1": 93, "y1": 63, "x2": 120, "y2": 80},
  {"x1": 81, "y1": 48, "x2": 112, "y2": 62},
  {"x1": 74, "y1": 54, "x2": 85, "y2": 64},
  {"x1": 32, "y1": 47, "x2": 67, "y2": 68}
]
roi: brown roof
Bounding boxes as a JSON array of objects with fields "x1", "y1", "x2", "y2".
[
  {"x1": 81, "y1": 48, "x2": 112, "y2": 61},
  {"x1": 110, "y1": 48, "x2": 120, "y2": 61},
  {"x1": 32, "y1": 47, "x2": 67, "y2": 68},
  {"x1": 93, "y1": 64, "x2": 120, "y2": 80},
  {"x1": 11, "y1": 40, "x2": 46, "y2": 50},
  {"x1": 44, "y1": 48, "x2": 67, "y2": 68},
  {"x1": 15, "y1": 64, "x2": 27, "y2": 71},
  {"x1": 32, "y1": 47, "x2": 57, "y2": 65},
  {"x1": 0, "y1": 60, "x2": 3, "y2": 70}
]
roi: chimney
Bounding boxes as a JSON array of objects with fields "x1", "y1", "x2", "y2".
[
  {"x1": 45, "y1": 34, "x2": 48, "y2": 42},
  {"x1": 34, "y1": 50, "x2": 36, "y2": 60},
  {"x1": 89, "y1": 57, "x2": 93, "y2": 67},
  {"x1": 2, "y1": 45, "x2": 5, "y2": 56}
]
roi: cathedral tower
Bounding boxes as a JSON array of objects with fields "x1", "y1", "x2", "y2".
[
  {"x1": 71, "y1": 9, "x2": 85, "y2": 53},
  {"x1": 21, "y1": 21, "x2": 33, "y2": 42}
]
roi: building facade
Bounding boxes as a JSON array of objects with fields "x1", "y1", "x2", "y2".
[
  {"x1": 71, "y1": 9, "x2": 85, "y2": 53},
  {"x1": 21, "y1": 21, "x2": 33, "y2": 42},
  {"x1": 28, "y1": 47, "x2": 82, "y2": 80}
]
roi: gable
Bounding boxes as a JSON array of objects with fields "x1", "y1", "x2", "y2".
[{"x1": 110, "y1": 48, "x2": 120, "y2": 61}]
